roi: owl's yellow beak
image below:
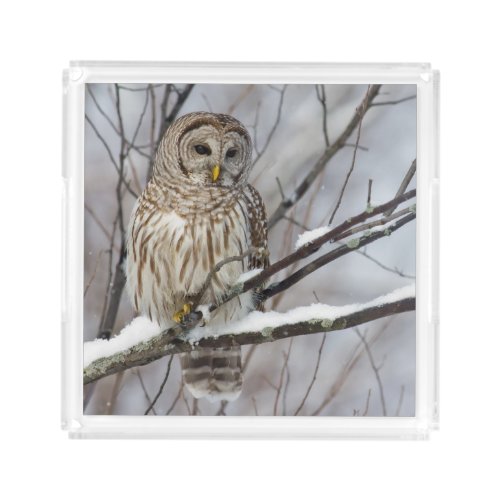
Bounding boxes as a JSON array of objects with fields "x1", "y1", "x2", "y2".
[{"x1": 212, "y1": 164, "x2": 220, "y2": 182}]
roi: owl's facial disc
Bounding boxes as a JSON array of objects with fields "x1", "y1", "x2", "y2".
[{"x1": 178, "y1": 125, "x2": 249, "y2": 187}]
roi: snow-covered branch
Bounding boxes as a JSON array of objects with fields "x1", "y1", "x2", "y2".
[{"x1": 84, "y1": 285, "x2": 415, "y2": 385}]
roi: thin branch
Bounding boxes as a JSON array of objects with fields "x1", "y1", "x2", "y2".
[
  {"x1": 253, "y1": 85, "x2": 286, "y2": 166},
  {"x1": 165, "y1": 382, "x2": 183, "y2": 415},
  {"x1": 282, "y1": 363, "x2": 291, "y2": 416},
  {"x1": 370, "y1": 95, "x2": 416, "y2": 107},
  {"x1": 251, "y1": 397, "x2": 259, "y2": 416},
  {"x1": 217, "y1": 401, "x2": 228, "y2": 416},
  {"x1": 273, "y1": 339, "x2": 294, "y2": 416},
  {"x1": 356, "y1": 249, "x2": 415, "y2": 279},
  {"x1": 191, "y1": 246, "x2": 261, "y2": 312},
  {"x1": 105, "y1": 372, "x2": 124, "y2": 415},
  {"x1": 294, "y1": 333, "x2": 327, "y2": 415},
  {"x1": 395, "y1": 385, "x2": 405, "y2": 416},
  {"x1": 85, "y1": 114, "x2": 138, "y2": 198},
  {"x1": 134, "y1": 369, "x2": 157, "y2": 416},
  {"x1": 275, "y1": 177, "x2": 286, "y2": 200},
  {"x1": 355, "y1": 327, "x2": 387, "y2": 416},
  {"x1": 84, "y1": 203, "x2": 114, "y2": 244},
  {"x1": 144, "y1": 355, "x2": 174, "y2": 415},
  {"x1": 362, "y1": 389, "x2": 372, "y2": 416},
  {"x1": 84, "y1": 250, "x2": 104, "y2": 298},
  {"x1": 282, "y1": 215, "x2": 310, "y2": 231},
  {"x1": 367, "y1": 179, "x2": 373, "y2": 207},
  {"x1": 345, "y1": 142, "x2": 369, "y2": 152},
  {"x1": 180, "y1": 386, "x2": 192, "y2": 415},
  {"x1": 201, "y1": 93, "x2": 213, "y2": 112},
  {"x1": 242, "y1": 344, "x2": 258, "y2": 373},
  {"x1": 117, "y1": 84, "x2": 165, "y2": 92},
  {"x1": 329, "y1": 85, "x2": 371, "y2": 224},
  {"x1": 315, "y1": 84, "x2": 329, "y2": 147},
  {"x1": 312, "y1": 320, "x2": 391, "y2": 416},
  {"x1": 227, "y1": 84, "x2": 255, "y2": 115},
  {"x1": 124, "y1": 88, "x2": 150, "y2": 157},
  {"x1": 385, "y1": 159, "x2": 417, "y2": 216}
]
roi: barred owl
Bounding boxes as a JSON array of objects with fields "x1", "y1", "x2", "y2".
[{"x1": 126, "y1": 112, "x2": 269, "y2": 403}]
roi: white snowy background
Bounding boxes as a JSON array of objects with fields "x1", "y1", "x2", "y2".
[{"x1": 84, "y1": 83, "x2": 416, "y2": 416}]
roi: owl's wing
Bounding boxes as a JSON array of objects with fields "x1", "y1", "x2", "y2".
[
  {"x1": 243, "y1": 184, "x2": 269, "y2": 270},
  {"x1": 242, "y1": 185, "x2": 269, "y2": 312}
]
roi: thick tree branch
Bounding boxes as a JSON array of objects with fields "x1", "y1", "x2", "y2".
[{"x1": 84, "y1": 295, "x2": 415, "y2": 385}]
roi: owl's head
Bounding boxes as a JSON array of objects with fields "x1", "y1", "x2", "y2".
[{"x1": 156, "y1": 112, "x2": 253, "y2": 187}]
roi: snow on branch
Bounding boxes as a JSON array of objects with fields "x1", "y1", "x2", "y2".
[{"x1": 84, "y1": 285, "x2": 415, "y2": 385}]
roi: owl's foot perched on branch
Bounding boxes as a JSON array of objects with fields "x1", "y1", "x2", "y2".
[{"x1": 173, "y1": 303, "x2": 192, "y2": 324}]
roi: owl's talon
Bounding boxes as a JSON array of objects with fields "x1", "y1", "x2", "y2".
[
  {"x1": 173, "y1": 311, "x2": 184, "y2": 323},
  {"x1": 173, "y1": 303, "x2": 192, "y2": 323}
]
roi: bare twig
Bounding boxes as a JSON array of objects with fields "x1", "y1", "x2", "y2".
[
  {"x1": 242, "y1": 344, "x2": 258, "y2": 373},
  {"x1": 329, "y1": 85, "x2": 371, "y2": 224},
  {"x1": 165, "y1": 382, "x2": 183, "y2": 415},
  {"x1": 134, "y1": 369, "x2": 157, "y2": 416},
  {"x1": 85, "y1": 114, "x2": 138, "y2": 199},
  {"x1": 355, "y1": 327, "x2": 387, "y2": 416},
  {"x1": 84, "y1": 250, "x2": 104, "y2": 298},
  {"x1": 395, "y1": 385, "x2": 405, "y2": 416},
  {"x1": 282, "y1": 215, "x2": 310, "y2": 231},
  {"x1": 367, "y1": 179, "x2": 373, "y2": 207},
  {"x1": 251, "y1": 396, "x2": 259, "y2": 416},
  {"x1": 273, "y1": 339, "x2": 294, "y2": 416},
  {"x1": 84, "y1": 203, "x2": 114, "y2": 244},
  {"x1": 124, "y1": 88, "x2": 150, "y2": 157},
  {"x1": 216, "y1": 401, "x2": 228, "y2": 416},
  {"x1": 370, "y1": 95, "x2": 416, "y2": 107},
  {"x1": 253, "y1": 85, "x2": 287, "y2": 166},
  {"x1": 315, "y1": 84, "x2": 330, "y2": 147},
  {"x1": 362, "y1": 389, "x2": 372, "y2": 416},
  {"x1": 311, "y1": 320, "x2": 390, "y2": 416},
  {"x1": 275, "y1": 177, "x2": 286, "y2": 200},
  {"x1": 294, "y1": 333, "x2": 327, "y2": 415},
  {"x1": 180, "y1": 386, "x2": 192, "y2": 415},
  {"x1": 117, "y1": 84, "x2": 165, "y2": 92},
  {"x1": 356, "y1": 249, "x2": 416, "y2": 279},
  {"x1": 105, "y1": 372, "x2": 124, "y2": 415},
  {"x1": 282, "y1": 363, "x2": 291, "y2": 416},
  {"x1": 191, "y1": 247, "x2": 261, "y2": 311},
  {"x1": 385, "y1": 159, "x2": 417, "y2": 216},
  {"x1": 144, "y1": 355, "x2": 174, "y2": 415},
  {"x1": 201, "y1": 93, "x2": 213, "y2": 112}
]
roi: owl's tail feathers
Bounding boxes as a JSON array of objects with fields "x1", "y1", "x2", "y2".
[{"x1": 181, "y1": 347, "x2": 242, "y2": 403}]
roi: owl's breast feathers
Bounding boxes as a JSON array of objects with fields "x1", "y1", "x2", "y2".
[{"x1": 126, "y1": 181, "x2": 268, "y2": 326}]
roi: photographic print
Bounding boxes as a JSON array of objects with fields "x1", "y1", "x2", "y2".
[{"x1": 82, "y1": 82, "x2": 416, "y2": 417}]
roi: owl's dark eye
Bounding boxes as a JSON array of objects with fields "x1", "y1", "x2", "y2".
[
  {"x1": 194, "y1": 144, "x2": 211, "y2": 155},
  {"x1": 226, "y1": 148, "x2": 238, "y2": 158}
]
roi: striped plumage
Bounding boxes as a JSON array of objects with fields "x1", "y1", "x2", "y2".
[{"x1": 126, "y1": 112, "x2": 269, "y2": 402}]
